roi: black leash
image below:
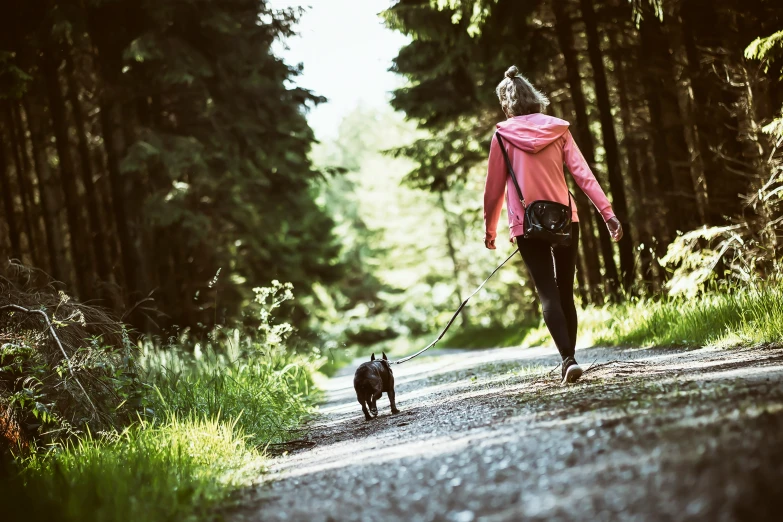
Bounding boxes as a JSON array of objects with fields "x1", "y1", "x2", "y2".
[{"x1": 393, "y1": 248, "x2": 520, "y2": 365}]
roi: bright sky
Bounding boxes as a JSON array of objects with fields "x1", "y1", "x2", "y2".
[{"x1": 268, "y1": 0, "x2": 409, "y2": 140}]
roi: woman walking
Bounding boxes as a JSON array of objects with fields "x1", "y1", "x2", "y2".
[{"x1": 484, "y1": 66, "x2": 623, "y2": 384}]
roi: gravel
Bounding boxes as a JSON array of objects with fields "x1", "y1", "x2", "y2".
[{"x1": 231, "y1": 344, "x2": 783, "y2": 522}]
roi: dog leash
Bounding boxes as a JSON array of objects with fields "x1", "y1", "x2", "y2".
[{"x1": 393, "y1": 247, "x2": 520, "y2": 365}]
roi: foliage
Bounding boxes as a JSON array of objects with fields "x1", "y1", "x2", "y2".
[
  {"x1": 659, "y1": 225, "x2": 759, "y2": 296},
  {"x1": 746, "y1": 29, "x2": 783, "y2": 139},
  {"x1": 745, "y1": 30, "x2": 783, "y2": 72},
  {"x1": 382, "y1": 0, "x2": 783, "y2": 309},
  {"x1": 145, "y1": 279, "x2": 315, "y2": 447},
  {"x1": 0, "y1": 267, "x2": 142, "y2": 451},
  {"x1": 310, "y1": 105, "x2": 541, "y2": 353},
  {"x1": 0, "y1": 51, "x2": 31, "y2": 100},
  {"x1": 0, "y1": 0, "x2": 348, "y2": 335},
  {"x1": 0, "y1": 277, "x2": 316, "y2": 522},
  {"x1": 661, "y1": 28, "x2": 783, "y2": 296}
]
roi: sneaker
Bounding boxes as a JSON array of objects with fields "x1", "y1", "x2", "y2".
[{"x1": 561, "y1": 356, "x2": 583, "y2": 384}]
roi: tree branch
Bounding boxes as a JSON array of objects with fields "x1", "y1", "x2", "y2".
[{"x1": 0, "y1": 303, "x2": 98, "y2": 415}]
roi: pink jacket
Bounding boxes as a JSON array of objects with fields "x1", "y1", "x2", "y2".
[{"x1": 484, "y1": 113, "x2": 615, "y2": 242}]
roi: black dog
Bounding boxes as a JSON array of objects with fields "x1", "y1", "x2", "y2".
[{"x1": 353, "y1": 352, "x2": 400, "y2": 421}]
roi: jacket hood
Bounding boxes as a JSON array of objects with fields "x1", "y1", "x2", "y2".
[{"x1": 496, "y1": 114, "x2": 570, "y2": 154}]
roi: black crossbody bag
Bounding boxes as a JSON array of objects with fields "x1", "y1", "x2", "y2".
[{"x1": 496, "y1": 133, "x2": 573, "y2": 246}]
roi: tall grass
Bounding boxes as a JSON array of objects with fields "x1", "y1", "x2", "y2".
[
  {"x1": 3, "y1": 415, "x2": 262, "y2": 522},
  {"x1": 576, "y1": 283, "x2": 783, "y2": 348},
  {"x1": 145, "y1": 341, "x2": 316, "y2": 447},
  {"x1": 458, "y1": 283, "x2": 783, "y2": 351},
  {"x1": 1, "y1": 342, "x2": 316, "y2": 522}
]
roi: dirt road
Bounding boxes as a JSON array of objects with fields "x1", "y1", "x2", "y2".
[{"x1": 234, "y1": 345, "x2": 783, "y2": 521}]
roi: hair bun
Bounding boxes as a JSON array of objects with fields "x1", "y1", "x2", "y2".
[{"x1": 505, "y1": 65, "x2": 519, "y2": 79}]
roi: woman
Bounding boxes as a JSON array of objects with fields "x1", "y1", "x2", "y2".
[{"x1": 484, "y1": 66, "x2": 623, "y2": 384}]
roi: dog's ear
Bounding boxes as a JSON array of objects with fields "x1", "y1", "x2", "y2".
[
  {"x1": 371, "y1": 353, "x2": 375, "y2": 361},
  {"x1": 382, "y1": 352, "x2": 388, "y2": 360}
]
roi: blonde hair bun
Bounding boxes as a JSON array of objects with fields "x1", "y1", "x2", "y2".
[{"x1": 496, "y1": 66, "x2": 550, "y2": 116}]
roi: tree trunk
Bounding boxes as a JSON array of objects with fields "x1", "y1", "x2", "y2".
[
  {"x1": 64, "y1": 46, "x2": 111, "y2": 286},
  {"x1": 606, "y1": 25, "x2": 657, "y2": 288},
  {"x1": 638, "y1": 151, "x2": 665, "y2": 291},
  {"x1": 553, "y1": 99, "x2": 602, "y2": 301},
  {"x1": 638, "y1": 9, "x2": 700, "y2": 237},
  {"x1": 665, "y1": 7, "x2": 709, "y2": 224},
  {"x1": 42, "y1": 47, "x2": 92, "y2": 299},
  {"x1": 11, "y1": 105, "x2": 48, "y2": 267},
  {"x1": 21, "y1": 98, "x2": 63, "y2": 281},
  {"x1": 100, "y1": 101, "x2": 137, "y2": 299},
  {"x1": 571, "y1": 179, "x2": 605, "y2": 301},
  {"x1": 579, "y1": 0, "x2": 635, "y2": 291},
  {"x1": 438, "y1": 191, "x2": 469, "y2": 325},
  {"x1": 0, "y1": 127, "x2": 22, "y2": 260},
  {"x1": 573, "y1": 247, "x2": 589, "y2": 304},
  {"x1": 679, "y1": 0, "x2": 719, "y2": 218},
  {"x1": 6, "y1": 106, "x2": 40, "y2": 268},
  {"x1": 552, "y1": 0, "x2": 620, "y2": 299}
]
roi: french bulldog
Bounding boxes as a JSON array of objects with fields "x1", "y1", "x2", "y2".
[{"x1": 353, "y1": 352, "x2": 400, "y2": 421}]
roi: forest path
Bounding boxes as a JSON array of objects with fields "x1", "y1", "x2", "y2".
[{"x1": 233, "y1": 344, "x2": 783, "y2": 522}]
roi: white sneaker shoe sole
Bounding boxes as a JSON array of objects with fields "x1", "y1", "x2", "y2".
[{"x1": 562, "y1": 363, "x2": 583, "y2": 384}]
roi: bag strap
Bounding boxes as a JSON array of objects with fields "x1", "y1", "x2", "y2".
[
  {"x1": 496, "y1": 133, "x2": 525, "y2": 207},
  {"x1": 495, "y1": 132, "x2": 572, "y2": 213}
]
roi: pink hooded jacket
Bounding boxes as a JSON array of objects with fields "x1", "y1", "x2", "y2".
[{"x1": 484, "y1": 113, "x2": 615, "y2": 242}]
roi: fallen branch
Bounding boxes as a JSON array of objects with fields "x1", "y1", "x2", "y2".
[
  {"x1": 584, "y1": 359, "x2": 647, "y2": 374},
  {"x1": 0, "y1": 304, "x2": 98, "y2": 415},
  {"x1": 584, "y1": 357, "x2": 600, "y2": 373}
]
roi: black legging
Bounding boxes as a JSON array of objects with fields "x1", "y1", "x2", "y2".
[{"x1": 517, "y1": 223, "x2": 580, "y2": 360}]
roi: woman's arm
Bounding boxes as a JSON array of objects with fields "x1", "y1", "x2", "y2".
[
  {"x1": 484, "y1": 134, "x2": 507, "y2": 249},
  {"x1": 563, "y1": 130, "x2": 623, "y2": 241},
  {"x1": 563, "y1": 130, "x2": 616, "y2": 222}
]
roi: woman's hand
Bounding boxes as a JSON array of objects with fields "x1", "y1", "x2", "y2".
[
  {"x1": 607, "y1": 217, "x2": 623, "y2": 242},
  {"x1": 484, "y1": 236, "x2": 496, "y2": 250}
]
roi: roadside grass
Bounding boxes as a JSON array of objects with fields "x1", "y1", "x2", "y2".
[
  {"x1": 579, "y1": 283, "x2": 783, "y2": 348},
  {"x1": 1, "y1": 343, "x2": 316, "y2": 522},
  {"x1": 146, "y1": 342, "x2": 317, "y2": 447},
  {"x1": 440, "y1": 283, "x2": 783, "y2": 351},
  {"x1": 4, "y1": 414, "x2": 263, "y2": 522}
]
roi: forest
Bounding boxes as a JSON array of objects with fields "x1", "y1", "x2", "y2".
[{"x1": 1, "y1": 0, "x2": 782, "y2": 521}]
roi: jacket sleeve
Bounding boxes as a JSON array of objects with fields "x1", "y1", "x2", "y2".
[
  {"x1": 484, "y1": 133, "x2": 507, "y2": 241},
  {"x1": 563, "y1": 130, "x2": 616, "y2": 222}
]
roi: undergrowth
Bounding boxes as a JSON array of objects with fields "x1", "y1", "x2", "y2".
[
  {"x1": 146, "y1": 340, "x2": 316, "y2": 448},
  {"x1": 2, "y1": 414, "x2": 263, "y2": 522},
  {"x1": 1, "y1": 344, "x2": 316, "y2": 522},
  {"x1": 0, "y1": 280, "x2": 317, "y2": 522}
]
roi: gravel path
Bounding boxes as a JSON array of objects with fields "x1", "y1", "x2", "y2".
[{"x1": 233, "y1": 344, "x2": 783, "y2": 522}]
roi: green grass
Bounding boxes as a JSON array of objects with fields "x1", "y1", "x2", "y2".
[
  {"x1": 579, "y1": 283, "x2": 783, "y2": 348},
  {"x1": 444, "y1": 322, "x2": 537, "y2": 349},
  {"x1": 146, "y1": 344, "x2": 316, "y2": 447},
  {"x1": 3, "y1": 415, "x2": 262, "y2": 522},
  {"x1": 436, "y1": 283, "x2": 783, "y2": 351},
  {"x1": 1, "y1": 344, "x2": 316, "y2": 522}
]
